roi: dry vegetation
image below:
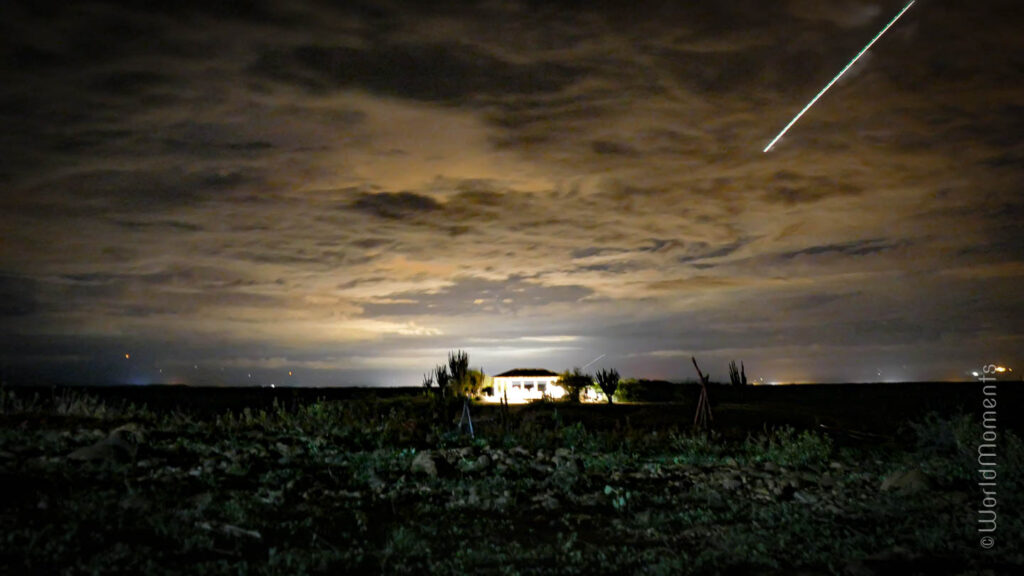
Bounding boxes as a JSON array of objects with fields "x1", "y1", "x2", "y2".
[{"x1": 1, "y1": 387, "x2": 1021, "y2": 575}]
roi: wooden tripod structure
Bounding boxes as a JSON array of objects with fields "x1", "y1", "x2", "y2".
[
  {"x1": 691, "y1": 357, "x2": 713, "y2": 430},
  {"x1": 458, "y1": 397, "x2": 475, "y2": 439}
]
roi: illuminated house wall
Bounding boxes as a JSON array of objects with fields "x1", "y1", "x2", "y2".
[{"x1": 489, "y1": 368, "x2": 563, "y2": 403}]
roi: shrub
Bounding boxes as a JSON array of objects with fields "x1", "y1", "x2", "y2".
[
  {"x1": 557, "y1": 368, "x2": 592, "y2": 403},
  {"x1": 615, "y1": 379, "x2": 687, "y2": 402},
  {"x1": 745, "y1": 426, "x2": 832, "y2": 468}
]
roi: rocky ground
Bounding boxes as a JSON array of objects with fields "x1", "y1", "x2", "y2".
[{"x1": 1, "y1": 391, "x2": 1021, "y2": 574}]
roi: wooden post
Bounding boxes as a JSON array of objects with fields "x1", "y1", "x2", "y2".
[{"x1": 691, "y1": 357, "x2": 713, "y2": 430}]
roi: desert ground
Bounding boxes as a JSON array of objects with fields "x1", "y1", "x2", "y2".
[{"x1": 1, "y1": 382, "x2": 1020, "y2": 575}]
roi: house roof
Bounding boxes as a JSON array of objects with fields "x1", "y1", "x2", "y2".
[{"x1": 494, "y1": 368, "x2": 559, "y2": 378}]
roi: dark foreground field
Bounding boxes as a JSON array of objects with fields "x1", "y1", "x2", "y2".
[{"x1": 1, "y1": 383, "x2": 1021, "y2": 575}]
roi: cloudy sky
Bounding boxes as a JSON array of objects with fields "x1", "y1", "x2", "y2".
[{"x1": 2, "y1": 0, "x2": 1021, "y2": 386}]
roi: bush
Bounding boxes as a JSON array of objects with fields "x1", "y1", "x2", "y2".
[
  {"x1": 557, "y1": 368, "x2": 592, "y2": 403},
  {"x1": 745, "y1": 426, "x2": 832, "y2": 468},
  {"x1": 615, "y1": 379, "x2": 687, "y2": 402}
]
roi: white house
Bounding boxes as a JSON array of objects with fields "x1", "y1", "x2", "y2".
[{"x1": 489, "y1": 368, "x2": 564, "y2": 403}]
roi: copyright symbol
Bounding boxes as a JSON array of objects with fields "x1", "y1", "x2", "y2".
[{"x1": 980, "y1": 536, "x2": 995, "y2": 549}]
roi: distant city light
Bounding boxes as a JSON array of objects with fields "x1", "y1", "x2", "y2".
[
  {"x1": 972, "y1": 371, "x2": 980, "y2": 377},
  {"x1": 125, "y1": 353, "x2": 130, "y2": 359},
  {"x1": 995, "y1": 366, "x2": 1008, "y2": 373}
]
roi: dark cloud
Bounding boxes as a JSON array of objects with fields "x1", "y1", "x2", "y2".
[
  {"x1": 0, "y1": 275, "x2": 38, "y2": 319},
  {"x1": 781, "y1": 239, "x2": 904, "y2": 259},
  {"x1": 591, "y1": 140, "x2": 638, "y2": 156},
  {"x1": 678, "y1": 238, "x2": 753, "y2": 264},
  {"x1": 761, "y1": 170, "x2": 862, "y2": 205},
  {"x1": 349, "y1": 191, "x2": 442, "y2": 220},
  {"x1": 6, "y1": 167, "x2": 259, "y2": 218},
  {"x1": 254, "y1": 43, "x2": 583, "y2": 102}
]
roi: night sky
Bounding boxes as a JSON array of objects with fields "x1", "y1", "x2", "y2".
[{"x1": 2, "y1": 0, "x2": 1021, "y2": 386}]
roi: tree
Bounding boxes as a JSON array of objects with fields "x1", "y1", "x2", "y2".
[
  {"x1": 447, "y1": 350, "x2": 470, "y2": 397},
  {"x1": 434, "y1": 365, "x2": 451, "y2": 399},
  {"x1": 729, "y1": 360, "x2": 741, "y2": 386},
  {"x1": 464, "y1": 368, "x2": 487, "y2": 398},
  {"x1": 422, "y1": 372, "x2": 434, "y2": 392},
  {"x1": 595, "y1": 368, "x2": 620, "y2": 404},
  {"x1": 728, "y1": 360, "x2": 749, "y2": 386},
  {"x1": 558, "y1": 367, "x2": 592, "y2": 403}
]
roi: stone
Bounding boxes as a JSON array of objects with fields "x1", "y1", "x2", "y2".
[
  {"x1": 793, "y1": 490, "x2": 816, "y2": 504},
  {"x1": 880, "y1": 468, "x2": 929, "y2": 493},
  {"x1": 557, "y1": 459, "x2": 580, "y2": 476},
  {"x1": 533, "y1": 493, "x2": 559, "y2": 511},
  {"x1": 410, "y1": 451, "x2": 438, "y2": 478},
  {"x1": 473, "y1": 454, "x2": 491, "y2": 472},
  {"x1": 721, "y1": 476, "x2": 743, "y2": 491},
  {"x1": 67, "y1": 429, "x2": 138, "y2": 462}
]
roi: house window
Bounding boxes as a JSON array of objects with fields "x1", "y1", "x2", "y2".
[
  {"x1": 525, "y1": 383, "x2": 534, "y2": 390},
  {"x1": 512, "y1": 383, "x2": 521, "y2": 390},
  {"x1": 538, "y1": 383, "x2": 547, "y2": 392}
]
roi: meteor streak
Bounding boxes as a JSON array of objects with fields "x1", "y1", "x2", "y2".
[
  {"x1": 763, "y1": 1, "x2": 915, "y2": 152},
  {"x1": 581, "y1": 354, "x2": 606, "y2": 370}
]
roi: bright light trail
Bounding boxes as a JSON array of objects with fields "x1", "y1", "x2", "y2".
[
  {"x1": 581, "y1": 353, "x2": 606, "y2": 370},
  {"x1": 763, "y1": 0, "x2": 915, "y2": 152}
]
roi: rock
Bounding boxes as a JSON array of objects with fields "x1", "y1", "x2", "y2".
[
  {"x1": 198, "y1": 522, "x2": 261, "y2": 540},
  {"x1": 67, "y1": 428, "x2": 138, "y2": 462},
  {"x1": 410, "y1": 451, "x2": 438, "y2": 478},
  {"x1": 704, "y1": 489, "x2": 725, "y2": 509},
  {"x1": 763, "y1": 461, "x2": 780, "y2": 473},
  {"x1": 819, "y1": 474, "x2": 835, "y2": 488},
  {"x1": 799, "y1": 471, "x2": 820, "y2": 484},
  {"x1": 554, "y1": 448, "x2": 572, "y2": 460},
  {"x1": 473, "y1": 454, "x2": 491, "y2": 472},
  {"x1": 366, "y1": 472, "x2": 386, "y2": 492},
  {"x1": 557, "y1": 459, "x2": 580, "y2": 476},
  {"x1": 793, "y1": 490, "x2": 816, "y2": 504},
  {"x1": 221, "y1": 524, "x2": 261, "y2": 540},
  {"x1": 829, "y1": 461, "x2": 844, "y2": 471},
  {"x1": 533, "y1": 493, "x2": 559, "y2": 511},
  {"x1": 880, "y1": 468, "x2": 929, "y2": 493},
  {"x1": 111, "y1": 423, "x2": 146, "y2": 445},
  {"x1": 530, "y1": 462, "x2": 554, "y2": 475},
  {"x1": 782, "y1": 473, "x2": 802, "y2": 489},
  {"x1": 721, "y1": 476, "x2": 743, "y2": 491},
  {"x1": 777, "y1": 483, "x2": 797, "y2": 501},
  {"x1": 119, "y1": 493, "x2": 150, "y2": 511},
  {"x1": 458, "y1": 454, "x2": 491, "y2": 474}
]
